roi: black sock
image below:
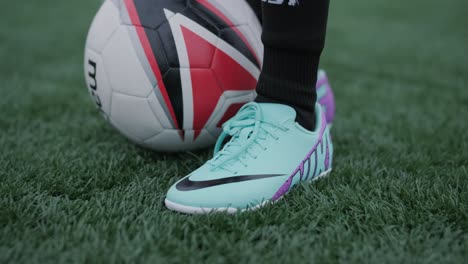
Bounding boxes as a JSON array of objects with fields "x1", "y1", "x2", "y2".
[
  {"x1": 256, "y1": 47, "x2": 320, "y2": 130},
  {"x1": 250, "y1": 0, "x2": 330, "y2": 131}
]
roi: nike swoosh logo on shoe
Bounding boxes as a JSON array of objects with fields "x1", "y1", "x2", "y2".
[{"x1": 176, "y1": 174, "x2": 285, "y2": 191}]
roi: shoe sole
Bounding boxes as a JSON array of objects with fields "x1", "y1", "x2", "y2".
[{"x1": 164, "y1": 169, "x2": 332, "y2": 215}]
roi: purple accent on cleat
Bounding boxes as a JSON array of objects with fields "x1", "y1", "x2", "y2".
[
  {"x1": 316, "y1": 77, "x2": 328, "y2": 90},
  {"x1": 316, "y1": 72, "x2": 335, "y2": 124},
  {"x1": 272, "y1": 178, "x2": 293, "y2": 201},
  {"x1": 271, "y1": 111, "x2": 327, "y2": 201}
]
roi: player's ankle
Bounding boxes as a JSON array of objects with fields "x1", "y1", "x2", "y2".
[{"x1": 254, "y1": 46, "x2": 319, "y2": 130}]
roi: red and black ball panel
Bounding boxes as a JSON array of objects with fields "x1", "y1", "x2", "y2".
[{"x1": 123, "y1": 0, "x2": 260, "y2": 133}]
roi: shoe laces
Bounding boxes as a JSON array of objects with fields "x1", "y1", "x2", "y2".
[{"x1": 208, "y1": 102, "x2": 289, "y2": 173}]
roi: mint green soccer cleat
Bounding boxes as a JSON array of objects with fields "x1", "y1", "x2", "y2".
[{"x1": 165, "y1": 102, "x2": 333, "y2": 214}]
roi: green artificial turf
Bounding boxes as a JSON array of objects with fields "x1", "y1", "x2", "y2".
[{"x1": 1, "y1": 0, "x2": 467, "y2": 263}]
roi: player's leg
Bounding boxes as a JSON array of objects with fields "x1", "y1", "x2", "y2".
[
  {"x1": 165, "y1": 0, "x2": 333, "y2": 214},
  {"x1": 256, "y1": 0, "x2": 330, "y2": 131},
  {"x1": 246, "y1": 0, "x2": 335, "y2": 125}
]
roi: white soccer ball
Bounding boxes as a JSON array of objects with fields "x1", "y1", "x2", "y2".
[{"x1": 84, "y1": 0, "x2": 263, "y2": 152}]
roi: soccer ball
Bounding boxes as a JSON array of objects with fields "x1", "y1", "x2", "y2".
[{"x1": 84, "y1": 0, "x2": 263, "y2": 152}]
